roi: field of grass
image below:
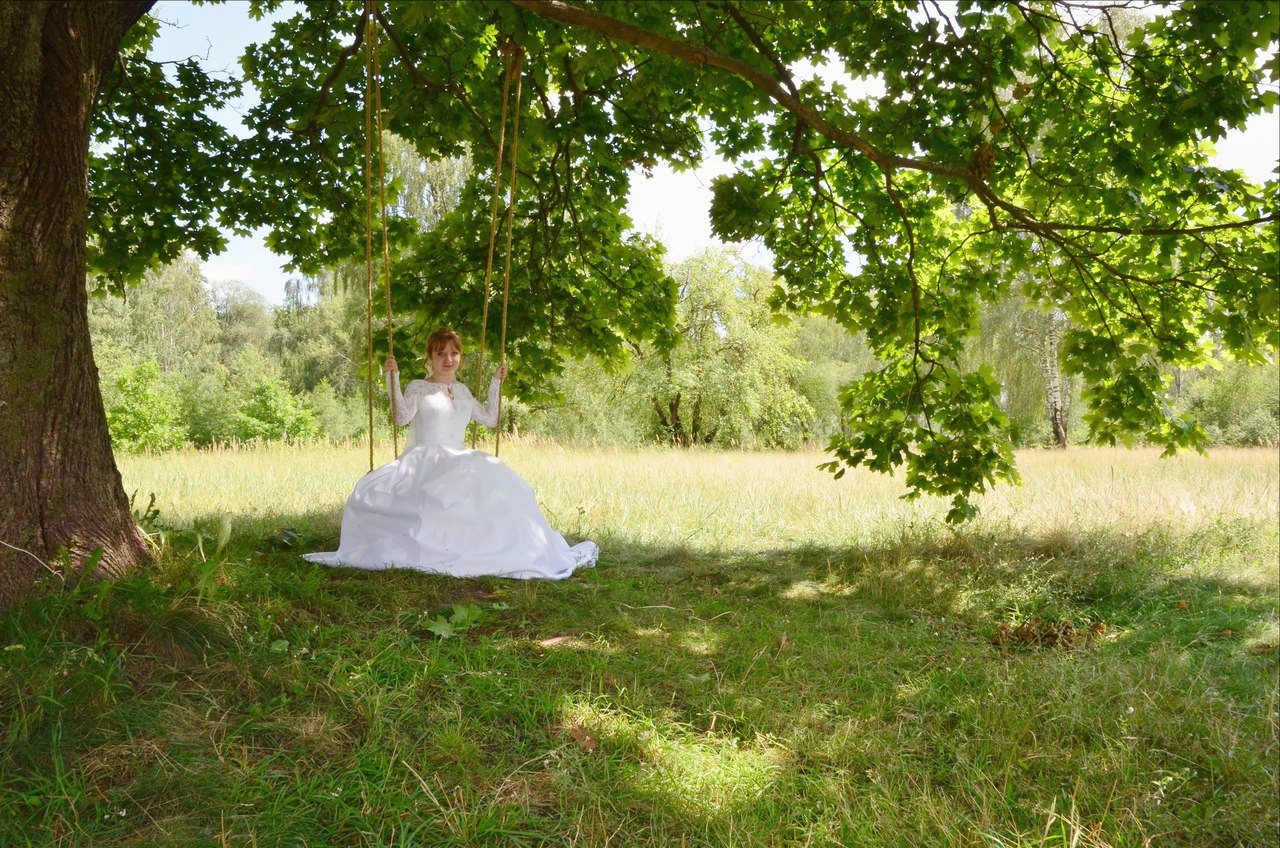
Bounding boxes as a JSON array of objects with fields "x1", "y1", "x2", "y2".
[{"x1": 2, "y1": 443, "x2": 1276, "y2": 846}]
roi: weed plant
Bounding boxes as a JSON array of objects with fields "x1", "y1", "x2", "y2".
[{"x1": 1, "y1": 445, "x2": 1276, "y2": 846}]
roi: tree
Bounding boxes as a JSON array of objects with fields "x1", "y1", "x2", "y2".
[
  {"x1": 2, "y1": 1, "x2": 1276, "y2": 605},
  {"x1": 959, "y1": 285, "x2": 1082, "y2": 448},
  {"x1": 210, "y1": 281, "x2": 274, "y2": 366},
  {"x1": 89, "y1": 253, "x2": 222, "y2": 378},
  {"x1": 0, "y1": 1, "x2": 157, "y2": 605},
  {"x1": 639, "y1": 250, "x2": 815, "y2": 448},
  {"x1": 270, "y1": 276, "x2": 365, "y2": 397},
  {"x1": 1179, "y1": 358, "x2": 1280, "y2": 447},
  {"x1": 1041, "y1": 307, "x2": 1070, "y2": 450},
  {"x1": 234, "y1": 0, "x2": 1275, "y2": 522}
]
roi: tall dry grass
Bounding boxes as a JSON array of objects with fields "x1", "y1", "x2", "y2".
[{"x1": 120, "y1": 441, "x2": 1278, "y2": 553}]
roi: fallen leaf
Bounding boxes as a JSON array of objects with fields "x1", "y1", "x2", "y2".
[
  {"x1": 1176, "y1": 600, "x2": 1189, "y2": 611},
  {"x1": 1250, "y1": 643, "x2": 1276, "y2": 655},
  {"x1": 991, "y1": 617, "x2": 1108, "y2": 650},
  {"x1": 423, "y1": 616, "x2": 457, "y2": 638},
  {"x1": 567, "y1": 722, "x2": 599, "y2": 752}
]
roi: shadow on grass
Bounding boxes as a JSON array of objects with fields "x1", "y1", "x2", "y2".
[{"x1": 1, "y1": 509, "x2": 1275, "y2": 846}]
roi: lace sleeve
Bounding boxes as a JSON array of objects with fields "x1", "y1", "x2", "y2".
[
  {"x1": 387, "y1": 374, "x2": 422, "y2": 426},
  {"x1": 469, "y1": 378, "x2": 502, "y2": 428}
]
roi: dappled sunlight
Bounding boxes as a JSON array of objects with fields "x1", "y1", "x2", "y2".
[
  {"x1": 780, "y1": 576, "x2": 855, "y2": 600},
  {"x1": 1240, "y1": 617, "x2": 1280, "y2": 656},
  {"x1": 670, "y1": 628, "x2": 724, "y2": 657},
  {"x1": 534, "y1": 634, "x2": 620, "y2": 655},
  {"x1": 556, "y1": 698, "x2": 785, "y2": 819},
  {"x1": 81, "y1": 442, "x2": 1276, "y2": 845}
]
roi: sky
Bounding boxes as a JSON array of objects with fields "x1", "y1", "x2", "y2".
[{"x1": 150, "y1": 0, "x2": 1279, "y2": 305}]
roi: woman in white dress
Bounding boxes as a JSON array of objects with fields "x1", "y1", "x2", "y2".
[{"x1": 305, "y1": 327, "x2": 598, "y2": 578}]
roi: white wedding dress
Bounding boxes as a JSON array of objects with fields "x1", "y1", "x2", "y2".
[{"x1": 304, "y1": 373, "x2": 598, "y2": 578}]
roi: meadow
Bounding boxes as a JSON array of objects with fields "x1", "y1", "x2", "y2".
[{"x1": 2, "y1": 443, "x2": 1276, "y2": 846}]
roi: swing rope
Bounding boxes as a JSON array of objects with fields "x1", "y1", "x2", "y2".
[
  {"x1": 362, "y1": 5, "x2": 376, "y2": 472},
  {"x1": 471, "y1": 44, "x2": 519, "y2": 458},
  {"x1": 473, "y1": 43, "x2": 523, "y2": 456},
  {"x1": 362, "y1": 9, "x2": 521, "y2": 463},
  {"x1": 494, "y1": 49, "x2": 524, "y2": 459},
  {"x1": 373, "y1": 9, "x2": 397, "y2": 459},
  {"x1": 363, "y1": 1, "x2": 397, "y2": 471}
]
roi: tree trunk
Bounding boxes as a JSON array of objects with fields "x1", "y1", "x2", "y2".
[
  {"x1": 668, "y1": 392, "x2": 685, "y2": 446},
  {"x1": 0, "y1": 1, "x2": 154, "y2": 608},
  {"x1": 1042, "y1": 310, "x2": 1068, "y2": 449}
]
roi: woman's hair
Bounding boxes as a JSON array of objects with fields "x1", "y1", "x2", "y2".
[{"x1": 427, "y1": 327, "x2": 463, "y2": 356}]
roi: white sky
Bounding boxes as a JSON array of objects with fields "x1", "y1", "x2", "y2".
[{"x1": 151, "y1": 1, "x2": 1279, "y2": 305}]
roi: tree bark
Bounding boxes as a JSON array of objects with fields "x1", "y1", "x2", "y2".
[
  {"x1": 668, "y1": 392, "x2": 685, "y2": 446},
  {"x1": 0, "y1": 1, "x2": 154, "y2": 608},
  {"x1": 1042, "y1": 309, "x2": 1069, "y2": 449}
]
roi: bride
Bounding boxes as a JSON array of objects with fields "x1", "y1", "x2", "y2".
[{"x1": 305, "y1": 327, "x2": 598, "y2": 578}]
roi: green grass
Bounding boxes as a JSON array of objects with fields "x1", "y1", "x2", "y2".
[{"x1": 1, "y1": 444, "x2": 1276, "y2": 846}]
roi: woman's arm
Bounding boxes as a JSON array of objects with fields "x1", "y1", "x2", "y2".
[
  {"x1": 470, "y1": 362, "x2": 507, "y2": 427},
  {"x1": 386, "y1": 369, "x2": 420, "y2": 426}
]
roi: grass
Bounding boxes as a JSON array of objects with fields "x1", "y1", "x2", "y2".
[{"x1": 1, "y1": 443, "x2": 1276, "y2": 847}]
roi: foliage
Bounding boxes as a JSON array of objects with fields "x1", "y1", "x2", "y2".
[
  {"x1": 90, "y1": 253, "x2": 1276, "y2": 456},
  {"x1": 89, "y1": 258, "x2": 365, "y2": 449},
  {"x1": 88, "y1": 12, "x2": 243, "y2": 294},
  {"x1": 960, "y1": 285, "x2": 1085, "y2": 447},
  {"x1": 83, "y1": 1, "x2": 1278, "y2": 514},
  {"x1": 634, "y1": 249, "x2": 816, "y2": 448},
  {"x1": 789, "y1": 315, "x2": 877, "y2": 442},
  {"x1": 511, "y1": 356, "x2": 654, "y2": 446},
  {"x1": 304, "y1": 379, "x2": 372, "y2": 442},
  {"x1": 231, "y1": 375, "x2": 321, "y2": 443},
  {"x1": 1179, "y1": 357, "x2": 1280, "y2": 446},
  {"x1": 516, "y1": 252, "x2": 867, "y2": 449},
  {"x1": 101, "y1": 358, "x2": 186, "y2": 453},
  {"x1": 271, "y1": 274, "x2": 367, "y2": 396},
  {"x1": 88, "y1": 253, "x2": 222, "y2": 378},
  {"x1": 211, "y1": 281, "x2": 274, "y2": 366}
]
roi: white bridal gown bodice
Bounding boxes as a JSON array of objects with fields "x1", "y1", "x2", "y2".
[
  {"x1": 304, "y1": 373, "x2": 598, "y2": 578},
  {"x1": 398, "y1": 377, "x2": 488, "y2": 451}
]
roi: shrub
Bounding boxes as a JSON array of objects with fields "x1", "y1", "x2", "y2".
[
  {"x1": 103, "y1": 358, "x2": 187, "y2": 453},
  {"x1": 232, "y1": 378, "x2": 320, "y2": 442}
]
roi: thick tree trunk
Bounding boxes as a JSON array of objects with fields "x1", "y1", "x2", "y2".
[{"x1": 0, "y1": 1, "x2": 154, "y2": 608}]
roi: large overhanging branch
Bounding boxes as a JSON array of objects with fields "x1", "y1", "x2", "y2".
[
  {"x1": 511, "y1": 0, "x2": 1277, "y2": 238},
  {"x1": 510, "y1": 0, "x2": 903, "y2": 170}
]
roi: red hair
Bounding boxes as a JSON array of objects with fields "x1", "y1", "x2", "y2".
[{"x1": 427, "y1": 327, "x2": 463, "y2": 356}]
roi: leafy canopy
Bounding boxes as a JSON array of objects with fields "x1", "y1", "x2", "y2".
[{"x1": 90, "y1": 0, "x2": 1279, "y2": 519}]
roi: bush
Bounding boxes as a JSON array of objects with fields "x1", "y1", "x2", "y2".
[
  {"x1": 306, "y1": 379, "x2": 370, "y2": 441},
  {"x1": 1181, "y1": 359, "x2": 1279, "y2": 447},
  {"x1": 103, "y1": 358, "x2": 187, "y2": 453},
  {"x1": 232, "y1": 378, "x2": 320, "y2": 442}
]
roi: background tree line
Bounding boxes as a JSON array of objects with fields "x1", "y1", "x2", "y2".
[
  {"x1": 91, "y1": 247, "x2": 1278, "y2": 455},
  {"x1": 92, "y1": 122, "x2": 1277, "y2": 458}
]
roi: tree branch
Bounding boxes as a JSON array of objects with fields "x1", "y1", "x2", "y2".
[
  {"x1": 511, "y1": 0, "x2": 898, "y2": 169},
  {"x1": 513, "y1": 0, "x2": 1276, "y2": 242}
]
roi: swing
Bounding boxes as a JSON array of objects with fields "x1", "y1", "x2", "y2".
[
  {"x1": 360, "y1": 1, "x2": 522, "y2": 469},
  {"x1": 306, "y1": 9, "x2": 599, "y2": 575}
]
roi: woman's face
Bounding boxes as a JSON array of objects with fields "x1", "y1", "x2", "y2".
[{"x1": 430, "y1": 342, "x2": 462, "y2": 380}]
